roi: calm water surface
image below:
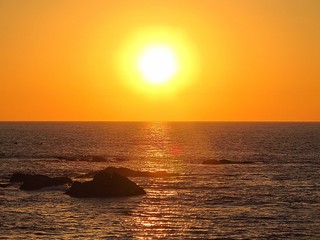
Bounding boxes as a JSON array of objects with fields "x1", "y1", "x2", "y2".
[{"x1": 0, "y1": 122, "x2": 319, "y2": 239}]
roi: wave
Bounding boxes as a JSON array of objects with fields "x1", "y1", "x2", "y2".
[{"x1": 0, "y1": 154, "x2": 129, "y2": 162}]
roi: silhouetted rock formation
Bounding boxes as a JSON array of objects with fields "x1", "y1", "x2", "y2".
[
  {"x1": 66, "y1": 172, "x2": 146, "y2": 198},
  {"x1": 10, "y1": 173, "x2": 72, "y2": 190},
  {"x1": 202, "y1": 160, "x2": 254, "y2": 165},
  {"x1": 78, "y1": 167, "x2": 177, "y2": 178}
]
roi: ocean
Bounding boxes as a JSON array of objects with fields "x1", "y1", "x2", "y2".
[{"x1": 0, "y1": 122, "x2": 319, "y2": 239}]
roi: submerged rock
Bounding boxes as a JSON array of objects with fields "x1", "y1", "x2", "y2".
[
  {"x1": 10, "y1": 173, "x2": 72, "y2": 190},
  {"x1": 66, "y1": 172, "x2": 146, "y2": 198},
  {"x1": 79, "y1": 167, "x2": 177, "y2": 178},
  {"x1": 0, "y1": 183, "x2": 10, "y2": 188},
  {"x1": 202, "y1": 160, "x2": 254, "y2": 165}
]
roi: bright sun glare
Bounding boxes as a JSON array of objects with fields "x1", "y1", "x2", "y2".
[
  {"x1": 117, "y1": 27, "x2": 198, "y2": 95},
  {"x1": 137, "y1": 45, "x2": 178, "y2": 85}
]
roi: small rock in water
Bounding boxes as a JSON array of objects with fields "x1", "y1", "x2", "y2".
[
  {"x1": 10, "y1": 173, "x2": 73, "y2": 190},
  {"x1": 0, "y1": 183, "x2": 10, "y2": 188},
  {"x1": 90, "y1": 156, "x2": 107, "y2": 162}
]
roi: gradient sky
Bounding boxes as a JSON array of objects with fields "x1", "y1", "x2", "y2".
[{"x1": 1, "y1": 0, "x2": 319, "y2": 121}]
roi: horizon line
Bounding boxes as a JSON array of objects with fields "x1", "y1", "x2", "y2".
[{"x1": 0, "y1": 120, "x2": 319, "y2": 123}]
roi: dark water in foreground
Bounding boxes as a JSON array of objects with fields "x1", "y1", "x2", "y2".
[{"x1": 0, "y1": 122, "x2": 319, "y2": 239}]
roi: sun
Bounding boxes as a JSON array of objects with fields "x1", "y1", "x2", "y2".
[
  {"x1": 116, "y1": 27, "x2": 198, "y2": 95},
  {"x1": 137, "y1": 45, "x2": 178, "y2": 85}
]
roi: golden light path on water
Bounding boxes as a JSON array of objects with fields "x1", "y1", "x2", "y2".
[
  {"x1": 119, "y1": 123, "x2": 217, "y2": 239},
  {"x1": 127, "y1": 121, "x2": 215, "y2": 175},
  {"x1": 133, "y1": 122, "x2": 182, "y2": 172}
]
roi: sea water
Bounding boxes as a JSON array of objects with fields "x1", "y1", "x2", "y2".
[{"x1": 0, "y1": 122, "x2": 319, "y2": 239}]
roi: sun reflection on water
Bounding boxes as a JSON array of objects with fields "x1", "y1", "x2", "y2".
[
  {"x1": 144, "y1": 122, "x2": 171, "y2": 157},
  {"x1": 135, "y1": 122, "x2": 185, "y2": 173}
]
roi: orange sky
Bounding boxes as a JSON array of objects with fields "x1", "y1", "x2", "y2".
[{"x1": 1, "y1": 0, "x2": 319, "y2": 121}]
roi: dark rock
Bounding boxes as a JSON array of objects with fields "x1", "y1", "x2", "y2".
[
  {"x1": 10, "y1": 173, "x2": 72, "y2": 190},
  {"x1": 21, "y1": 176, "x2": 73, "y2": 190},
  {"x1": 0, "y1": 183, "x2": 10, "y2": 188},
  {"x1": 90, "y1": 156, "x2": 107, "y2": 162},
  {"x1": 66, "y1": 172, "x2": 146, "y2": 198},
  {"x1": 10, "y1": 173, "x2": 34, "y2": 182},
  {"x1": 202, "y1": 160, "x2": 254, "y2": 165},
  {"x1": 114, "y1": 157, "x2": 128, "y2": 162},
  {"x1": 78, "y1": 167, "x2": 177, "y2": 178}
]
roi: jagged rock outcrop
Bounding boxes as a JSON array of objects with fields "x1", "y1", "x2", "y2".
[{"x1": 66, "y1": 171, "x2": 146, "y2": 198}]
